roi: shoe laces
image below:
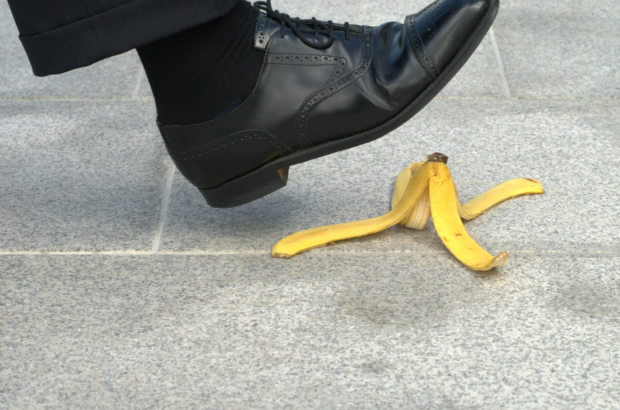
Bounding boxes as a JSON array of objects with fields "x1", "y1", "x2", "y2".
[{"x1": 254, "y1": 0, "x2": 351, "y2": 49}]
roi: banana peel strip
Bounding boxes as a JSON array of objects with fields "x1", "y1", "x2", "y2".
[
  {"x1": 272, "y1": 161, "x2": 432, "y2": 258},
  {"x1": 457, "y1": 178, "x2": 544, "y2": 220},
  {"x1": 392, "y1": 163, "x2": 543, "y2": 270},
  {"x1": 428, "y1": 162, "x2": 509, "y2": 271},
  {"x1": 391, "y1": 162, "x2": 430, "y2": 230},
  {"x1": 391, "y1": 162, "x2": 423, "y2": 209}
]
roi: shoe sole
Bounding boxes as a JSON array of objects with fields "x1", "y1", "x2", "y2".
[{"x1": 201, "y1": 0, "x2": 500, "y2": 208}]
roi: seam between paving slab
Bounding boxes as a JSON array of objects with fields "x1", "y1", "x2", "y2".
[
  {"x1": 488, "y1": 27, "x2": 512, "y2": 101},
  {"x1": 131, "y1": 69, "x2": 144, "y2": 100},
  {"x1": 0, "y1": 250, "x2": 619, "y2": 257},
  {"x1": 151, "y1": 159, "x2": 175, "y2": 253}
]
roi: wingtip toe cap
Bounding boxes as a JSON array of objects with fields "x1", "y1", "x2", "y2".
[{"x1": 408, "y1": 0, "x2": 498, "y2": 73}]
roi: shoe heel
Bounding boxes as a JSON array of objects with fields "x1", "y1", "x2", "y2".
[{"x1": 199, "y1": 167, "x2": 289, "y2": 208}]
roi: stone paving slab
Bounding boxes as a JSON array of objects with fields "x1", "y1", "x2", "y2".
[
  {"x1": 0, "y1": 101, "x2": 168, "y2": 251},
  {"x1": 494, "y1": 0, "x2": 620, "y2": 99},
  {"x1": 0, "y1": 2, "x2": 142, "y2": 100},
  {"x1": 160, "y1": 99, "x2": 620, "y2": 254},
  {"x1": 1, "y1": 254, "x2": 619, "y2": 409}
]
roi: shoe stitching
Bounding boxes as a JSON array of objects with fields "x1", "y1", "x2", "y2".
[
  {"x1": 294, "y1": 27, "x2": 374, "y2": 149},
  {"x1": 406, "y1": 15, "x2": 439, "y2": 81},
  {"x1": 290, "y1": 55, "x2": 345, "y2": 147},
  {"x1": 168, "y1": 130, "x2": 291, "y2": 161},
  {"x1": 421, "y1": 0, "x2": 448, "y2": 40},
  {"x1": 268, "y1": 54, "x2": 341, "y2": 66}
]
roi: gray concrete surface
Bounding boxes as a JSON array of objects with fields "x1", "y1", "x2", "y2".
[
  {"x1": 494, "y1": 0, "x2": 620, "y2": 99},
  {"x1": 0, "y1": 101, "x2": 168, "y2": 251},
  {"x1": 2, "y1": 255, "x2": 620, "y2": 409},
  {"x1": 1, "y1": 0, "x2": 619, "y2": 408}
]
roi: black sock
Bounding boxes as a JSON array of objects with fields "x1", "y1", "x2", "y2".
[{"x1": 137, "y1": 1, "x2": 263, "y2": 125}]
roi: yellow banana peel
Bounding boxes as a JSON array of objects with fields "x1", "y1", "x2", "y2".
[
  {"x1": 391, "y1": 162, "x2": 430, "y2": 230},
  {"x1": 272, "y1": 153, "x2": 544, "y2": 271},
  {"x1": 272, "y1": 160, "x2": 432, "y2": 258},
  {"x1": 428, "y1": 161, "x2": 509, "y2": 271},
  {"x1": 456, "y1": 177, "x2": 544, "y2": 220}
]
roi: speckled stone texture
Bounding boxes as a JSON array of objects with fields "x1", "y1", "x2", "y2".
[
  {"x1": 493, "y1": 0, "x2": 620, "y2": 99},
  {"x1": 0, "y1": 101, "x2": 169, "y2": 251},
  {"x1": 1, "y1": 255, "x2": 620, "y2": 409},
  {"x1": 1, "y1": 0, "x2": 619, "y2": 407}
]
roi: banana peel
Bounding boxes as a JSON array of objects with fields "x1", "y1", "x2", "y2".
[
  {"x1": 272, "y1": 153, "x2": 544, "y2": 271},
  {"x1": 428, "y1": 161, "x2": 509, "y2": 271},
  {"x1": 272, "y1": 160, "x2": 432, "y2": 258},
  {"x1": 391, "y1": 161, "x2": 430, "y2": 229}
]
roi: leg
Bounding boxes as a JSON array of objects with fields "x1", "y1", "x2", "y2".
[{"x1": 7, "y1": 0, "x2": 242, "y2": 76}]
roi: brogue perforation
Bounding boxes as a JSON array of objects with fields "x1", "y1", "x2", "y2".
[{"x1": 294, "y1": 27, "x2": 373, "y2": 148}]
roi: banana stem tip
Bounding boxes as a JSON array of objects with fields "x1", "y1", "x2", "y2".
[{"x1": 426, "y1": 153, "x2": 449, "y2": 164}]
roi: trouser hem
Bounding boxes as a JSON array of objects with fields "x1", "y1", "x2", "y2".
[{"x1": 18, "y1": 0, "x2": 241, "y2": 76}]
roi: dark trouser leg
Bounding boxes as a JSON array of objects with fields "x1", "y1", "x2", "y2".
[{"x1": 7, "y1": 0, "x2": 242, "y2": 76}]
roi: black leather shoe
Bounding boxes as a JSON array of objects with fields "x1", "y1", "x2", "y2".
[{"x1": 158, "y1": 0, "x2": 499, "y2": 208}]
